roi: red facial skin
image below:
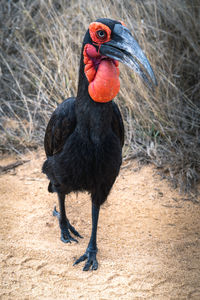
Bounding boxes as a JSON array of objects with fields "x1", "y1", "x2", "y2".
[
  {"x1": 84, "y1": 44, "x2": 120, "y2": 103},
  {"x1": 83, "y1": 22, "x2": 120, "y2": 103}
]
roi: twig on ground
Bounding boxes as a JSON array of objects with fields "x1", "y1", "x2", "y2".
[{"x1": 0, "y1": 160, "x2": 30, "y2": 174}]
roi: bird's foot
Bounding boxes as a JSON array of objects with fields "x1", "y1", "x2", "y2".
[
  {"x1": 73, "y1": 248, "x2": 98, "y2": 271},
  {"x1": 53, "y1": 206, "x2": 83, "y2": 243}
]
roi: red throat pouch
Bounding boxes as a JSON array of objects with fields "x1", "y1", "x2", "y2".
[{"x1": 83, "y1": 44, "x2": 120, "y2": 103}]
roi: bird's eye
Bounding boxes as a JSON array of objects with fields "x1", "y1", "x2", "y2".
[
  {"x1": 96, "y1": 30, "x2": 107, "y2": 40},
  {"x1": 89, "y1": 22, "x2": 111, "y2": 44}
]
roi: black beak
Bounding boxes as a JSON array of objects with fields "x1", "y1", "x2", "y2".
[{"x1": 100, "y1": 24, "x2": 157, "y2": 88}]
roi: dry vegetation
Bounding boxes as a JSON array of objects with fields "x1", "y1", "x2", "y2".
[{"x1": 0, "y1": 0, "x2": 200, "y2": 192}]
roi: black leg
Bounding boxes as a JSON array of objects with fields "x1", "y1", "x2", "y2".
[
  {"x1": 53, "y1": 193, "x2": 83, "y2": 243},
  {"x1": 73, "y1": 203, "x2": 100, "y2": 271},
  {"x1": 88, "y1": 202, "x2": 99, "y2": 251}
]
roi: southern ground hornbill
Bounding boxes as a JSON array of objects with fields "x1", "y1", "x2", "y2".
[{"x1": 42, "y1": 18, "x2": 157, "y2": 271}]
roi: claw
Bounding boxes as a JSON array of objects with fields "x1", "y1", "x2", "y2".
[
  {"x1": 73, "y1": 248, "x2": 98, "y2": 271},
  {"x1": 53, "y1": 206, "x2": 82, "y2": 242},
  {"x1": 83, "y1": 262, "x2": 91, "y2": 271},
  {"x1": 53, "y1": 206, "x2": 59, "y2": 217},
  {"x1": 73, "y1": 254, "x2": 88, "y2": 265},
  {"x1": 92, "y1": 261, "x2": 98, "y2": 270},
  {"x1": 61, "y1": 230, "x2": 78, "y2": 243},
  {"x1": 68, "y1": 223, "x2": 83, "y2": 239}
]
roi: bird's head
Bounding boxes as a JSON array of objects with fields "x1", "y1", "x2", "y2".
[{"x1": 81, "y1": 18, "x2": 157, "y2": 103}]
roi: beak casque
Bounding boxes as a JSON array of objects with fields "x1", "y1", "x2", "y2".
[{"x1": 99, "y1": 24, "x2": 157, "y2": 88}]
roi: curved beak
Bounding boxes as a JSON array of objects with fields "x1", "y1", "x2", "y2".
[{"x1": 100, "y1": 24, "x2": 157, "y2": 88}]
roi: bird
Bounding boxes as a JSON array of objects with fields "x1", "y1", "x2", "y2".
[{"x1": 42, "y1": 18, "x2": 157, "y2": 271}]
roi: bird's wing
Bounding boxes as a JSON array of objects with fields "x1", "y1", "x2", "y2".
[
  {"x1": 111, "y1": 101, "x2": 124, "y2": 147},
  {"x1": 44, "y1": 97, "x2": 76, "y2": 156}
]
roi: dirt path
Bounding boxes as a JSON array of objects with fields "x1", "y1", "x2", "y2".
[{"x1": 0, "y1": 151, "x2": 200, "y2": 299}]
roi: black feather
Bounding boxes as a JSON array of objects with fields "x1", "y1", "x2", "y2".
[{"x1": 42, "y1": 96, "x2": 124, "y2": 205}]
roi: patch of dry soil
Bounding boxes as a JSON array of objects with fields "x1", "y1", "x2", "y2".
[{"x1": 0, "y1": 151, "x2": 200, "y2": 299}]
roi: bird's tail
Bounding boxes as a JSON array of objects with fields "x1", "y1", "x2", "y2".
[
  {"x1": 42, "y1": 160, "x2": 54, "y2": 193},
  {"x1": 48, "y1": 182, "x2": 54, "y2": 193}
]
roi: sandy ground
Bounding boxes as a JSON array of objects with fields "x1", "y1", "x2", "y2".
[{"x1": 0, "y1": 151, "x2": 200, "y2": 300}]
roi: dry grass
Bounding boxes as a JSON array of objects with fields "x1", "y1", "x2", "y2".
[{"x1": 0, "y1": 0, "x2": 200, "y2": 192}]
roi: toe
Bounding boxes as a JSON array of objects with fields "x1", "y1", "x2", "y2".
[
  {"x1": 68, "y1": 224, "x2": 83, "y2": 239},
  {"x1": 74, "y1": 250, "x2": 98, "y2": 271},
  {"x1": 61, "y1": 236, "x2": 71, "y2": 243},
  {"x1": 73, "y1": 254, "x2": 88, "y2": 266},
  {"x1": 61, "y1": 231, "x2": 78, "y2": 243},
  {"x1": 83, "y1": 257, "x2": 98, "y2": 271},
  {"x1": 53, "y1": 206, "x2": 59, "y2": 217},
  {"x1": 83, "y1": 260, "x2": 92, "y2": 271},
  {"x1": 92, "y1": 260, "x2": 98, "y2": 270}
]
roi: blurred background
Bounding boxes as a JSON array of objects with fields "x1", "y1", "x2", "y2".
[{"x1": 0, "y1": 0, "x2": 199, "y2": 192}]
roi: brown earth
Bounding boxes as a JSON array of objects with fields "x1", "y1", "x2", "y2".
[{"x1": 0, "y1": 151, "x2": 200, "y2": 299}]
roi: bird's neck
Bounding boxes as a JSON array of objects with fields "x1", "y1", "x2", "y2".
[
  {"x1": 76, "y1": 50, "x2": 89, "y2": 100},
  {"x1": 76, "y1": 94, "x2": 113, "y2": 142},
  {"x1": 76, "y1": 53, "x2": 113, "y2": 141}
]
